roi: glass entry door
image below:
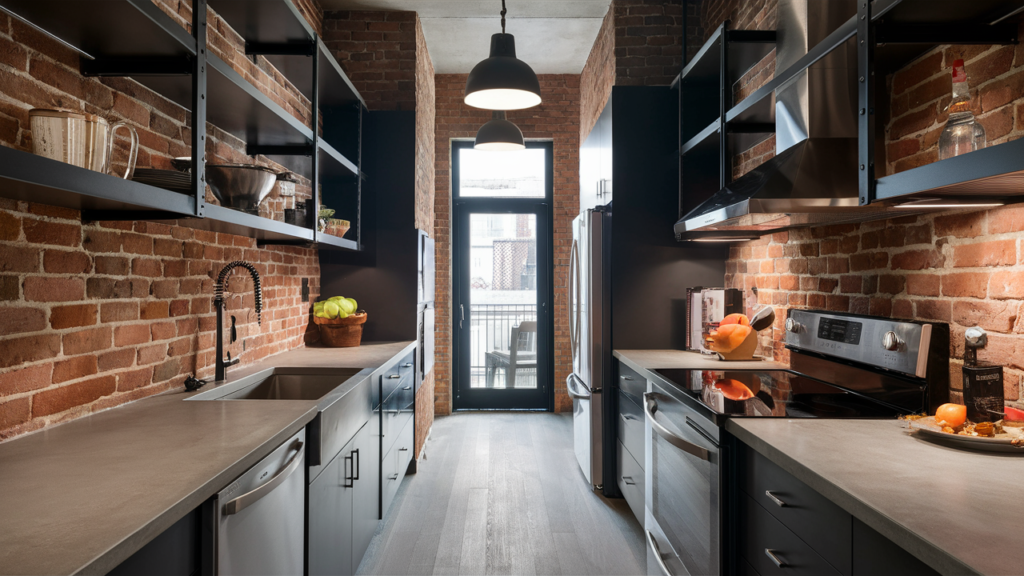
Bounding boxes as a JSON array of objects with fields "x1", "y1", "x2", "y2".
[{"x1": 452, "y1": 141, "x2": 553, "y2": 410}]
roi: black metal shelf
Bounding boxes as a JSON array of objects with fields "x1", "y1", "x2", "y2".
[
  {"x1": 0, "y1": 0, "x2": 371, "y2": 251},
  {"x1": 0, "y1": 145, "x2": 194, "y2": 216},
  {"x1": 875, "y1": 137, "x2": 1024, "y2": 203},
  {"x1": 680, "y1": 119, "x2": 719, "y2": 156},
  {"x1": 680, "y1": 25, "x2": 776, "y2": 86},
  {"x1": 207, "y1": 0, "x2": 317, "y2": 99}
]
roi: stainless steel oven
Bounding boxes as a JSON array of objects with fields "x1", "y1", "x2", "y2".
[{"x1": 644, "y1": 379, "x2": 721, "y2": 576}]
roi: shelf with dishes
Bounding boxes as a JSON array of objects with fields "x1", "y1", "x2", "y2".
[{"x1": 0, "y1": 0, "x2": 363, "y2": 251}]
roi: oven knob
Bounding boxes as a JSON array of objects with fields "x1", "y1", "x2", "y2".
[
  {"x1": 882, "y1": 331, "x2": 903, "y2": 351},
  {"x1": 785, "y1": 318, "x2": 800, "y2": 333}
]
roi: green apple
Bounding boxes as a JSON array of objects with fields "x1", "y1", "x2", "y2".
[
  {"x1": 323, "y1": 301, "x2": 341, "y2": 319},
  {"x1": 346, "y1": 298, "x2": 358, "y2": 312}
]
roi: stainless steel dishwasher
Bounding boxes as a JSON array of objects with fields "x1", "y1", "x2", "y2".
[{"x1": 216, "y1": 429, "x2": 305, "y2": 575}]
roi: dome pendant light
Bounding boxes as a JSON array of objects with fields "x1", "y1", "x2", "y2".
[
  {"x1": 475, "y1": 111, "x2": 525, "y2": 151},
  {"x1": 464, "y1": 0, "x2": 542, "y2": 111}
]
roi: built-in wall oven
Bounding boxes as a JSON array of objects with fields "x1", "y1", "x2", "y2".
[{"x1": 641, "y1": 309, "x2": 949, "y2": 575}]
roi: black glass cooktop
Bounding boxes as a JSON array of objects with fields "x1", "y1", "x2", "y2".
[{"x1": 652, "y1": 369, "x2": 906, "y2": 419}]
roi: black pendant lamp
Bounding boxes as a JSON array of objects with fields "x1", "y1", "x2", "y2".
[
  {"x1": 464, "y1": 0, "x2": 542, "y2": 111},
  {"x1": 474, "y1": 111, "x2": 525, "y2": 151}
]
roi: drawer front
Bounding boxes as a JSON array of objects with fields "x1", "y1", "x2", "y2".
[
  {"x1": 381, "y1": 417, "x2": 414, "y2": 518},
  {"x1": 739, "y1": 492, "x2": 842, "y2": 576},
  {"x1": 739, "y1": 445, "x2": 852, "y2": 574},
  {"x1": 615, "y1": 441, "x2": 643, "y2": 525},
  {"x1": 380, "y1": 367, "x2": 409, "y2": 409},
  {"x1": 617, "y1": 361, "x2": 646, "y2": 407},
  {"x1": 738, "y1": 555, "x2": 763, "y2": 576},
  {"x1": 617, "y1": 390, "x2": 644, "y2": 465},
  {"x1": 382, "y1": 376, "x2": 414, "y2": 455}
]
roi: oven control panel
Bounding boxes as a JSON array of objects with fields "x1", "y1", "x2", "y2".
[{"x1": 785, "y1": 310, "x2": 931, "y2": 378}]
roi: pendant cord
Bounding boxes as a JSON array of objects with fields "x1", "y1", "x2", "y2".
[{"x1": 500, "y1": 0, "x2": 506, "y2": 33}]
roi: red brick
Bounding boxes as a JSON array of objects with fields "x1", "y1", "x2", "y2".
[
  {"x1": 0, "y1": 305, "x2": 46, "y2": 336},
  {"x1": 979, "y1": 105, "x2": 1013, "y2": 141},
  {"x1": 32, "y1": 375, "x2": 115, "y2": 417},
  {"x1": 151, "y1": 321, "x2": 176, "y2": 341},
  {"x1": 100, "y1": 302, "x2": 139, "y2": 323},
  {"x1": 941, "y1": 272, "x2": 989, "y2": 298},
  {"x1": 52, "y1": 355, "x2": 98, "y2": 383},
  {"x1": 0, "y1": 245, "x2": 40, "y2": 272},
  {"x1": 0, "y1": 211, "x2": 20, "y2": 241},
  {"x1": 891, "y1": 249, "x2": 944, "y2": 270},
  {"x1": 167, "y1": 337, "x2": 191, "y2": 357},
  {"x1": 0, "y1": 363, "x2": 52, "y2": 395},
  {"x1": 153, "y1": 358, "x2": 181, "y2": 383},
  {"x1": 0, "y1": 397, "x2": 30, "y2": 428},
  {"x1": 893, "y1": 51, "x2": 943, "y2": 94},
  {"x1": 878, "y1": 275, "x2": 906, "y2": 295},
  {"x1": 137, "y1": 343, "x2": 167, "y2": 365},
  {"x1": 989, "y1": 271, "x2": 1024, "y2": 299},
  {"x1": 934, "y1": 211, "x2": 985, "y2": 238},
  {"x1": 49, "y1": 304, "x2": 97, "y2": 329},
  {"x1": 62, "y1": 326, "x2": 112, "y2": 356},
  {"x1": 94, "y1": 256, "x2": 130, "y2": 275},
  {"x1": 23, "y1": 276, "x2": 84, "y2": 302},
  {"x1": 114, "y1": 324, "x2": 150, "y2": 347},
  {"x1": 952, "y1": 240, "x2": 1016, "y2": 268},
  {"x1": 988, "y1": 204, "x2": 1024, "y2": 234},
  {"x1": 97, "y1": 348, "x2": 135, "y2": 371},
  {"x1": 22, "y1": 218, "x2": 80, "y2": 246},
  {"x1": 952, "y1": 300, "x2": 1017, "y2": 333},
  {"x1": 122, "y1": 233, "x2": 154, "y2": 255},
  {"x1": 82, "y1": 230, "x2": 122, "y2": 253},
  {"x1": 0, "y1": 334, "x2": 60, "y2": 368},
  {"x1": 906, "y1": 274, "x2": 940, "y2": 296},
  {"x1": 117, "y1": 367, "x2": 154, "y2": 391},
  {"x1": 141, "y1": 301, "x2": 170, "y2": 320},
  {"x1": 132, "y1": 258, "x2": 163, "y2": 278},
  {"x1": 915, "y1": 299, "x2": 952, "y2": 322},
  {"x1": 43, "y1": 250, "x2": 91, "y2": 274}
]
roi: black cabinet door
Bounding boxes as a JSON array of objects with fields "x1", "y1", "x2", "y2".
[
  {"x1": 852, "y1": 518, "x2": 939, "y2": 576},
  {"x1": 352, "y1": 421, "x2": 380, "y2": 572},
  {"x1": 309, "y1": 435, "x2": 355, "y2": 576},
  {"x1": 107, "y1": 508, "x2": 199, "y2": 576}
]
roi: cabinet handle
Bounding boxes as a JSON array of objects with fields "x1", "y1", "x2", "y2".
[
  {"x1": 353, "y1": 448, "x2": 360, "y2": 481},
  {"x1": 646, "y1": 530, "x2": 673, "y2": 576},
  {"x1": 622, "y1": 476, "x2": 635, "y2": 486},
  {"x1": 399, "y1": 447, "x2": 409, "y2": 452},
  {"x1": 621, "y1": 375, "x2": 633, "y2": 381},
  {"x1": 402, "y1": 363, "x2": 413, "y2": 368},
  {"x1": 765, "y1": 490, "x2": 787, "y2": 507},
  {"x1": 388, "y1": 474, "x2": 399, "y2": 481},
  {"x1": 343, "y1": 453, "x2": 354, "y2": 488},
  {"x1": 765, "y1": 549, "x2": 787, "y2": 568},
  {"x1": 403, "y1": 386, "x2": 412, "y2": 390},
  {"x1": 388, "y1": 374, "x2": 401, "y2": 379}
]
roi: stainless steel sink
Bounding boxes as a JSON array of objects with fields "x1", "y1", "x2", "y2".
[{"x1": 187, "y1": 368, "x2": 365, "y2": 402}]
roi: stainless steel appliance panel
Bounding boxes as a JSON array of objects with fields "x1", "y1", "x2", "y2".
[
  {"x1": 351, "y1": 420, "x2": 380, "y2": 565},
  {"x1": 217, "y1": 429, "x2": 305, "y2": 576},
  {"x1": 309, "y1": 434, "x2": 355, "y2": 576},
  {"x1": 646, "y1": 381, "x2": 720, "y2": 576},
  {"x1": 617, "y1": 440, "x2": 644, "y2": 525}
]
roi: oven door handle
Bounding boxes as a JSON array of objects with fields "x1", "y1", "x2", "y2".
[
  {"x1": 646, "y1": 530, "x2": 674, "y2": 576},
  {"x1": 566, "y1": 374, "x2": 591, "y2": 399},
  {"x1": 643, "y1": 393, "x2": 710, "y2": 462}
]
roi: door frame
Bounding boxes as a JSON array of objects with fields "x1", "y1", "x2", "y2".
[{"x1": 451, "y1": 140, "x2": 555, "y2": 411}]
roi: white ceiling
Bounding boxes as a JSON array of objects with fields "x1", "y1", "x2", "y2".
[{"x1": 319, "y1": 0, "x2": 613, "y2": 74}]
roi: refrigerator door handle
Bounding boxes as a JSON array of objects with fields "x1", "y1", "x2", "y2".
[
  {"x1": 566, "y1": 374, "x2": 591, "y2": 399},
  {"x1": 569, "y1": 238, "x2": 580, "y2": 362},
  {"x1": 459, "y1": 304, "x2": 464, "y2": 330}
]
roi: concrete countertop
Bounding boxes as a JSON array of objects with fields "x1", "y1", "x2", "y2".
[
  {"x1": 727, "y1": 418, "x2": 1023, "y2": 576},
  {"x1": 0, "y1": 341, "x2": 414, "y2": 576},
  {"x1": 614, "y1": 349, "x2": 787, "y2": 372}
]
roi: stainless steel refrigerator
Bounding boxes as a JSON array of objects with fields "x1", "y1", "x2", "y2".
[{"x1": 567, "y1": 207, "x2": 610, "y2": 489}]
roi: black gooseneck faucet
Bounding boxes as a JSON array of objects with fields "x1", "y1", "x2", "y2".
[{"x1": 214, "y1": 261, "x2": 263, "y2": 381}]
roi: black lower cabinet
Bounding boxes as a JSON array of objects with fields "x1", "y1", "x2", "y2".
[
  {"x1": 734, "y1": 441, "x2": 939, "y2": 576},
  {"x1": 852, "y1": 518, "x2": 939, "y2": 576},
  {"x1": 107, "y1": 506, "x2": 203, "y2": 576},
  {"x1": 309, "y1": 421, "x2": 380, "y2": 576}
]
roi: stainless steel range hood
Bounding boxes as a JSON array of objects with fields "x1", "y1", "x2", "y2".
[{"x1": 677, "y1": 0, "x2": 900, "y2": 240}]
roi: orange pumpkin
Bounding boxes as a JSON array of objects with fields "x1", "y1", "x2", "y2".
[
  {"x1": 713, "y1": 378, "x2": 753, "y2": 401},
  {"x1": 706, "y1": 323, "x2": 753, "y2": 353},
  {"x1": 935, "y1": 403, "x2": 967, "y2": 428}
]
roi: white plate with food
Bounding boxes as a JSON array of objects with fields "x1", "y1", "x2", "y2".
[{"x1": 903, "y1": 404, "x2": 1024, "y2": 453}]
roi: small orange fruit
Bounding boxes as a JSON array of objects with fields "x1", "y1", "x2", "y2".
[{"x1": 935, "y1": 403, "x2": 967, "y2": 428}]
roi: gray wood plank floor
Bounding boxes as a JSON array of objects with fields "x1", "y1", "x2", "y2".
[{"x1": 357, "y1": 412, "x2": 647, "y2": 576}]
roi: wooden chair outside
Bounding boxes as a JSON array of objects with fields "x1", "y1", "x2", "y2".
[{"x1": 484, "y1": 321, "x2": 537, "y2": 388}]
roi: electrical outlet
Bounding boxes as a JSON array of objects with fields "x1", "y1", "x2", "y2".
[{"x1": 301, "y1": 278, "x2": 309, "y2": 302}]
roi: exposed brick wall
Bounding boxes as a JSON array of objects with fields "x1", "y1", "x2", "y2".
[
  {"x1": 322, "y1": 10, "x2": 419, "y2": 112},
  {"x1": 700, "y1": 4, "x2": 1024, "y2": 407},
  {"x1": 0, "y1": 199, "x2": 320, "y2": 439},
  {"x1": 614, "y1": 0, "x2": 684, "y2": 86},
  {"x1": 433, "y1": 74, "x2": 580, "y2": 416},
  {"x1": 0, "y1": 3, "x2": 325, "y2": 440},
  {"x1": 415, "y1": 17, "x2": 436, "y2": 233},
  {"x1": 885, "y1": 36, "x2": 1024, "y2": 175},
  {"x1": 581, "y1": 7, "x2": 615, "y2": 141}
]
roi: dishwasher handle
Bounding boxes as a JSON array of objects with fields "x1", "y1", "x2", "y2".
[
  {"x1": 223, "y1": 441, "x2": 304, "y2": 516},
  {"x1": 643, "y1": 393, "x2": 710, "y2": 462},
  {"x1": 646, "y1": 530, "x2": 674, "y2": 576}
]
